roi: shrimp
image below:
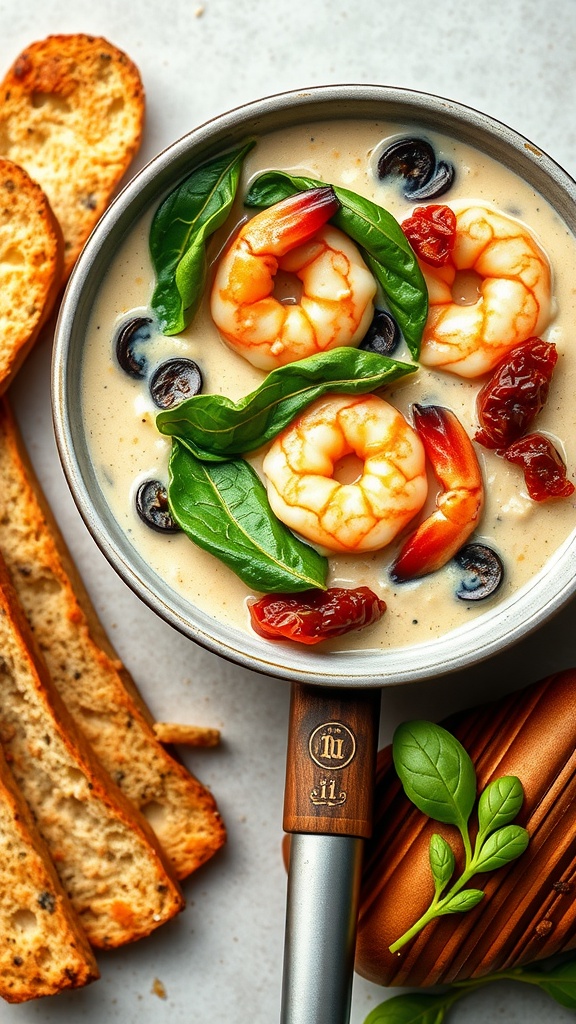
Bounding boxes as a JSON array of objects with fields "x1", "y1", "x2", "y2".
[
  {"x1": 418, "y1": 204, "x2": 552, "y2": 378},
  {"x1": 391, "y1": 405, "x2": 484, "y2": 581},
  {"x1": 210, "y1": 187, "x2": 377, "y2": 370},
  {"x1": 261, "y1": 394, "x2": 428, "y2": 553}
]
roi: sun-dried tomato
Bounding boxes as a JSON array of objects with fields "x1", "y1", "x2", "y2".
[
  {"x1": 248, "y1": 586, "x2": 386, "y2": 645},
  {"x1": 504, "y1": 434, "x2": 575, "y2": 502},
  {"x1": 475, "y1": 338, "x2": 558, "y2": 450},
  {"x1": 401, "y1": 204, "x2": 457, "y2": 267}
]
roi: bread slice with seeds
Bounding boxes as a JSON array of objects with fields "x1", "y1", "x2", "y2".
[
  {"x1": 0, "y1": 34, "x2": 145, "y2": 280},
  {"x1": 0, "y1": 742, "x2": 98, "y2": 1002},
  {"x1": 0, "y1": 398, "x2": 226, "y2": 879},
  {"x1": 0, "y1": 159, "x2": 63, "y2": 392},
  {"x1": 0, "y1": 548, "x2": 184, "y2": 948}
]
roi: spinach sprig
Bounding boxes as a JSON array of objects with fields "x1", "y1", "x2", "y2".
[
  {"x1": 390, "y1": 721, "x2": 529, "y2": 953},
  {"x1": 364, "y1": 954, "x2": 576, "y2": 1024},
  {"x1": 150, "y1": 141, "x2": 254, "y2": 334},
  {"x1": 245, "y1": 170, "x2": 428, "y2": 359}
]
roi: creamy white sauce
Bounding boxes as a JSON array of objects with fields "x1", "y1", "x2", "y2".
[{"x1": 81, "y1": 120, "x2": 576, "y2": 652}]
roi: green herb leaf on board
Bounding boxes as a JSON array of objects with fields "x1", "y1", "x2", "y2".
[
  {"x1": 429, "y1": 833, "x2": 455, "y2": 897},
  {"x1": 392, "y1": 721, "x2": 477, "y2": 831},
  {"x1": 476, "y1": 776, "x2": 525, "y2": 843},
  {"x1": 388, "y1": 721, "x2": 529, "y2": 954},
  {"x1": 439, "y1": 889, "x2": 485, "y2": 914},
  {"x1": 472, "y1": 824, "x2": 530, "y2": 873}
]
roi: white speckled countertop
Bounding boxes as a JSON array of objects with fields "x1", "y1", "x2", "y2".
[{"x1": 2, "y1": 1, "x2": 576, "y2": 1021}]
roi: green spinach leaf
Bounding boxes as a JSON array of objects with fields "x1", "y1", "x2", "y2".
[
  {"x1": 392, "y1": 721, "x2": 477, "y2": 831},
  {"x1": 245, "y1": 169, "x2": 428, "y2": 359},
  {"x1": 150, "y1": 141, "x2": 254, "y2": 334},
  {"x1": 157, "y1": 347, "x2": 417, "y2": 460},
  {"x1": 472, "y1": 824, "x2": 530, "y2": 873},
  {"x1": 439, "y1": 889, "x2": 485, "y2": 914},
  {"x1": 429, "y1": 833, "x2": 455, "y2": 896},
  {"x1": 167, "y1": 440, "x2": 328, "y2": 592},
  {"x1": 528, "y1": 957, "x2": 576, "y2": 1009},
  {"x1": 363, "y1": 990, "x2": 459, "y2": 1024},
  {"x1": 389, "y1": 721, "x2": 530, "y2": 954},
  {"x1": 363, "y1": 954, "x2": 576, "y2": 1024},
  {"x1": 476, "y1": 776, "x2": 525, "y2": 844}
]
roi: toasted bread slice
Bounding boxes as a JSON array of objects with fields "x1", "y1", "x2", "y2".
[
  {"x1": 0, "y1": 398, "x2": 225, "y2": 879},
  {"x1": 0, "y1": 34, "x2": 145, "y2": 279},
  {"x1": 0, "y1": 742, "x2": 98, "y2": 1002},
  {"x1": 0, "y1": 550, "x2": 184, "y2": 948},
  {"x1": 0, "y1": 159, "x2": 63, "y2": 392}
]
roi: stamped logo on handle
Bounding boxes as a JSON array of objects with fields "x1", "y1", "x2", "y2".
[{"x1": 308, "y1": 722, "x2": 356, "y2": 770}]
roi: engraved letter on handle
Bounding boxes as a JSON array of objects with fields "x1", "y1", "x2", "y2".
[{"x1": 283, "y1": 684, "x2": 381, "y2": 838}]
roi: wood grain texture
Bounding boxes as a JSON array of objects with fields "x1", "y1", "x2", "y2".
[
  {"x1": 283, "y1": 683, "x2": 381, "y2": 837},
  {"x1": 356, "y1": 670, "x2": 576, "y2": 986}
]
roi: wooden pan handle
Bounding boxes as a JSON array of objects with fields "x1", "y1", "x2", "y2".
[
  {"x1": 280, "y1": 683, "x2": 381, "y2": 1024},
  {"x1": 283, "y1": 683, "x2": 381, "y2": 837}
]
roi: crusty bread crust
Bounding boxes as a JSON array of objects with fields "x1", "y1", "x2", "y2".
[
  {"x1": 0, "y1": 34, "x2": 145, "y2": 280},
  {"x1": 0, "y1": 398, "x2": 226, "y2": 879},
  {"x1": 0, "y1": 742, "x2": 98, "y2": 1002},
  {"x1": 0, "y1": 159, "x2": 63, "y2": 393},
  {"x1": 0, "y1": 549, "x2": 184, "y2": 948}
]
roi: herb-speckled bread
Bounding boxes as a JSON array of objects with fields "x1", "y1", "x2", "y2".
[
  {"x1": 0, "y1": 549, "x2": 184, "y2": 948},
  {"x1": 0, "y1": 742, "x2": 98, "y2": 1002},
  {"x1": 0, "y1": 398, "x2": 226, "y2": 879},
  {"x1": 0, "y1": 159, "x2": 63, "y2": 392},
  {"x1": 0, "y1": 34, "x2": 145, "y2": 280}
]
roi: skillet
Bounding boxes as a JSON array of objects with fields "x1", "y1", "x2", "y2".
[{"x1": 52, "y1": 85, "x2": 576, "y2": 1024}]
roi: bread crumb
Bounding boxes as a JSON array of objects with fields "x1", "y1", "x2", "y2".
[
  {"x1": 152, "y1": 977, "x2": 167, "y2": 999},
  {"x1": 153, "y1": 722, "x2": 220, "y2": 747},
  {"x1": 194, "y1": 4, "x2": 205, "y2": 15}
]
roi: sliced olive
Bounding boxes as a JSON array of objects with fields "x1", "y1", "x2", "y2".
[
  {"x1": 115, "y1": 317, "x2": 153, "y2": 378},
  {"x1": 407, "y1": 160, "x2": 455, "y2": 200},
  {"x1": 135, "y1": 480, "x2": 180, "y2": 533},
  {"x1": 454, "y1": 543, "x2": 504, "y2": 601},
  {"x1": 377, "y1": 137, "x2": 455, "y2": 199},
  {"x1": 359, "y1": 308, "x2": 401, "y2": 356},
  {"x1": 149, "y1": 358, "x2": 203, "y2": 409},
  {"x1": 377, "y1": 137, "x2": 435, "y2": 193}
]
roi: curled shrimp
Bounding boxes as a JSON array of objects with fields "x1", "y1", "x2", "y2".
[
  {"x1": 417, "y1": 204, "x2": 552, "y2": 378},
  {"x1": 210, "y1": 188, "x2": 377, "y2": 370},
  {"x1": 261, "y1": 394, "x2": 428, "y2": 553},
  {"x1": 391, "y1": 404, "x2": 484, "y2": 581}
]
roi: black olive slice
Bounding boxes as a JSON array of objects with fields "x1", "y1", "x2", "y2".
[
  {"x1": 135, "y1": 480, "x2": 180, "y2": 533},
  {"x1": 406, "y1": 160, "x2": 455, "y2": 200},
  {"x1": 149, "y1": 358, "x2": 203, "y2": 409},
  {"x1": 377, "y1": 137, "x2": 435, "y2": 193},
  {"x1": 359, "y1": 308, "x2": 401, "y2": 356},
  {"x1": 115, "y1": 317, "x2": 153, "y2": 378},
  {"x1": 454, "y1": 543, "x2": 504, "y2": 601}
]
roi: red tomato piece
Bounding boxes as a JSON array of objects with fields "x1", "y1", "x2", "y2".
[
  {"x1": 504, "y1": 433, "x2": 575, "y2": 501},
  {"x1": 475, "y1": 338, "x2": 558, "y2": 450},
  {"x1": 401, "y1": 204, "x2": 457, "y2": 267},
  {"x1": 248, "y1": 587, "x2": 386, "y2": 645}
]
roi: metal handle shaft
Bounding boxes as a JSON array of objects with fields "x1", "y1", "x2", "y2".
[{"x1": 280, "y1": 833, "x2": 364, "y2": 1024}]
